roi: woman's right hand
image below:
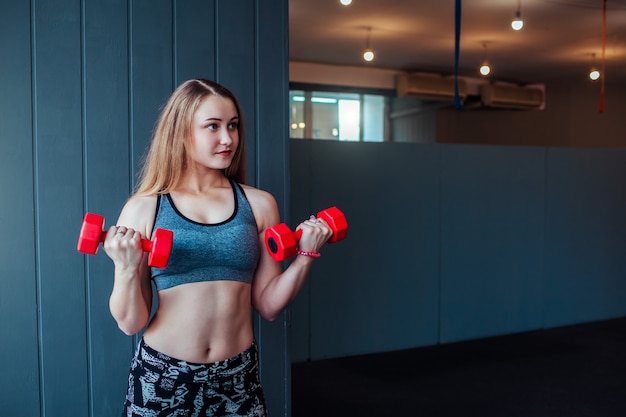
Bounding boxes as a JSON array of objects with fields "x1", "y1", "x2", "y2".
[{"x1": 103, "y1": 225, "x2": 145, "y2": 273}]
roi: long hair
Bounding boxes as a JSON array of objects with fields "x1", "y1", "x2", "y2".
[{"x1": 134, "y1": 79, "x2": 246, "y2": 196}]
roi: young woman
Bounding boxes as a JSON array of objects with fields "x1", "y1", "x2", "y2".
[{"x1": 103, "y1": 78, "x2": 332, "y2": 416}]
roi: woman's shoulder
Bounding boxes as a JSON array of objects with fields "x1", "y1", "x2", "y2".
[
  {"x1": 124, "y1": 193, "x2": 159, "y2": 212},
  {"x1": 238, "y1": 183, "x2": 275, "y2": 205},
  {"x1": 238, "y1": 183, "x2": 279, "y2": 228},
  {"x1": 118, "y1": 193, "x2": 159, "y2": 236}
]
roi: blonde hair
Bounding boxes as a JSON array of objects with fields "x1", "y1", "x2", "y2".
[{"x1": 134, "y1": 79, "x2": 246, "y2": 196}]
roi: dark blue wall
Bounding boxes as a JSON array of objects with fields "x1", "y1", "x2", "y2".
[
  {"x1": 0, "y1": 1, "x2": 290, "y2": 416},
  {"x1": 290, "y1": 140, "x2": 626, "y2": 361}
]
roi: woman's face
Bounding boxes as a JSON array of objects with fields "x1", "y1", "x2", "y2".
[{"x1": 189, "y1": 94, "x2": 240, "y2": 171}]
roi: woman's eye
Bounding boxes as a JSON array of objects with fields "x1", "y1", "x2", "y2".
[
  {"x1": 228, "y1": 122, "x2": 239, "y2": 130},
  {"x1": 207, "y1": 123, "x2": 218, "y2": 131}
]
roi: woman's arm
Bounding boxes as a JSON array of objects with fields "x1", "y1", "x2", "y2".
[
  {"x1": 245, "y1": 187, "x2": 332, "y2": 322},
  {"x1": 104, "y1": 195, "x2": 157, "y2": 335}
]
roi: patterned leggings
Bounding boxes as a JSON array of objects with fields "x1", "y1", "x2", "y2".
[{"x1": 122, "y1": 339, "x2": 268, "y2": 417}]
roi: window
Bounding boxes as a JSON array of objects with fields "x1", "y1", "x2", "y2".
[{"x1": 289, "y1": 85, "x2": 389, "y2": 142}]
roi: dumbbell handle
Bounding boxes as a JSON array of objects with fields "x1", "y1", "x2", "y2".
[
  {"x1": 293, "y1": 229, "x2": 304, "y2": 242},
  {"x1": 282, "y1": 226, "x2": 330, "y2": 245},
  {"x1": 281, "y1": 214, "x2": 344, "y2": 243},
  {"x1": 96, "y1": 230, "x2": 158, "y2": 253}
]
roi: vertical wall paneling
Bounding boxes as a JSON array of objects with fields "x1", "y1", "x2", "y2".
[
  {"x1": 254, "y1": 1, "x2": 291, "y2": 415},
  {"x1": 174, "y1": 0, "x2": 215, "y2": 84},
  {"x1": 0, "y1": 1, "x2": 41, "y2": 415},
  {"x1": 544, "y1": 148, "x2": 626, "y2": 326},
  {"x1": 34, "y1": 0, "x2": 89, "y2": 415},
  {"x1": 439, "y1": 145, "x2": 546, "y2": 343},
  {"x1": 289, "y1": 140, "x2": 313, "y2": 362},
  {"x1": 215, "y1": 0, "x2": 257, "y2": 180},
  {"x1": 129, "y1": 0, "x2": 174, "y2": 176},
  {"x1": 83, "y1": 0, "x2": 134, "y2": 414},
  {"x1": 1, "y1": 0, "x2": 291, "y2": 415},
  {"x1": 290, "y1": 141, "x2": 626, "y2": 362}
]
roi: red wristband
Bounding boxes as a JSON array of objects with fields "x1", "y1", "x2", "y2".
[{"x1": 296, "y1": 249, "x2": 321, "y2": 258}]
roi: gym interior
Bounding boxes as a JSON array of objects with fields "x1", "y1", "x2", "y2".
[{"x1": 2, "y1": 1, "x2": 625, "y2": 416}]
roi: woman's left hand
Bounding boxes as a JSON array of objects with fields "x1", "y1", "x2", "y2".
[{"x1": 295, "y1": 215, "x2": 333, "y2": 254}]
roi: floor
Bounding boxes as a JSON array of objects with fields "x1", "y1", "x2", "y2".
[{"x1": 291, "y1": 317, "x2": 626, "y2": 417}]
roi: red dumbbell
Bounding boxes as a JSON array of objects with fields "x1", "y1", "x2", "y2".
[
  {"x1": 264, "y1": 206, "x2": 348, "y2": 262},
  {"x1": 77, "y1": 212, "x2": 174, "y2": 268}
]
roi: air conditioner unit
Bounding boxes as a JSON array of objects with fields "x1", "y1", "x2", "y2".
[
  {"x1": 480, "y1": 84, "x2": 545, "y2": 110},
  {"x1": 396, "y1": 73, "x2": 467, "y2": 101}
]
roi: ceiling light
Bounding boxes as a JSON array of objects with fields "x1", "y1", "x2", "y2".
[
  {"x1": 511, "y1": 1, "x2": 524, "y2": 31},
  {"x1": 339, "y1": 0, "x2": 352, "y2": 5},
  {"x1": 479, "y1": 42, "x2": 491, "y2": 76},
  {"x1": 589, "y1": 53, "x2": 600, "y2": 81},
  {"x1": 511, "y1": 11, "x2": 524, "y2": 30},
  {"x1": 362, "y1": 27, "x2": 375, "y2": 62}
]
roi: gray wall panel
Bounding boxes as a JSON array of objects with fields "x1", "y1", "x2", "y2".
[
  {"x1": 174, "y1": 0, "x2": 215, "y2": 84},
  {"x1": 544, "y1": 148, "x2": 626, "y2": 326},
  {"x1": 216, "y1": 0, "x2": 257, "y2": 180},
  {"x1": 288, "y1": 140, "x2": 313, "y2": 363},
  {"x1": 0, "y1": 2, "x2": 41, "y2": 415},
  {"x1": 34, "y1": 0, "x2": 89, "y2": 415},
  {"x1": 130, "y1": 0, "x2": 175, "y2": 176},
  {"x1": 83, "y1": 1, "x2": 135, "y2": 414},
  {"x1": 439, "y1": 145, "x2": 546, "y2": 343},
  {"x1": 254, "y1": 1, "x2": 291, "y2": 414},
  {"x1": 291, "y1": 141, "x2": 441, "y2": 360},
  {"x1": 290, "y1": 141, "x2": 626, "y2": 361}
]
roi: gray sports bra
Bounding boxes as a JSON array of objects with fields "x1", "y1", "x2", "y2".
[{"x1": 150, "y1": 180, "x2": 261, "y2": 291}]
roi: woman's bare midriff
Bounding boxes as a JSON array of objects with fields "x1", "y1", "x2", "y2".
[{"x1": 142, "y1": 280, "x2": 254, "y2": 364}]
